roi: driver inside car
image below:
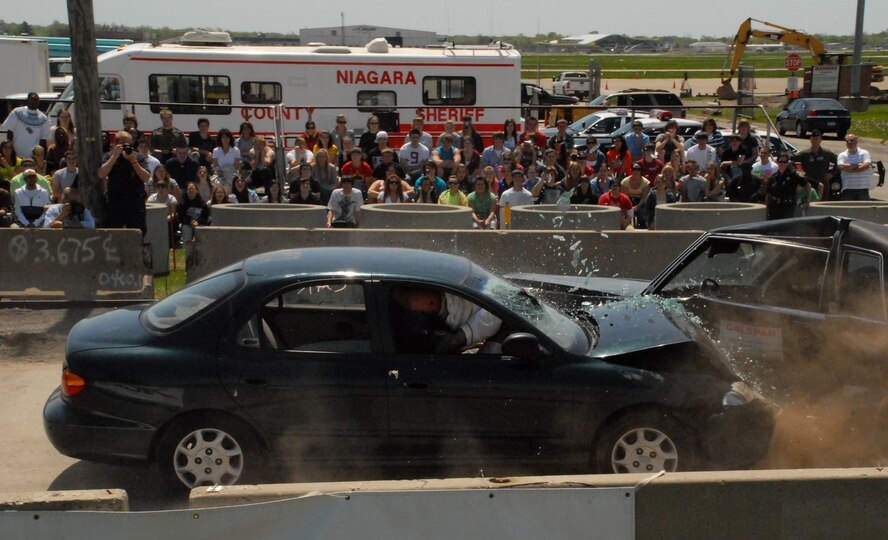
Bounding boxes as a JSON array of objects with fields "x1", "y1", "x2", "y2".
[{"x1": 391, "y1": 287, "x2": 502, "y2": 354}]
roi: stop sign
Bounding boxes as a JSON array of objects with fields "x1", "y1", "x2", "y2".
[{"x1": 785, "y1": 53, "x2": 803, "y2": 72}]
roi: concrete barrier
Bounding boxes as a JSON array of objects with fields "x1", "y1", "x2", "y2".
[
  {"x1": 0, "y1": 229, "x2": 151, "y2": 300},
  {"x1": 655, "y1": 202, "x2": 767, "y2": 231},
  {"x1": 188, "y1": 468, "x2": 888, "y2": 539},
  {"x1": 210, "y1": 204, "x2": 328, "y2": 228},
  {"x1": 510, "y1": 204, "x2": 621, "y2": 230},
  {"x1": 808, "y1": 200, "x2": 888, "y2": 224},
  {"x1": 0, "y1": 490, "x2": 128, "y2": 511},
  {"x1": 145, "y1": 203, "x2": 169, "y2": 275},
  {"x1": 188, "y1": 228, "x2": 703, "y2": 282},
  {"x1": 360, "y1": 204, "x2": 474, "y2": 229}
]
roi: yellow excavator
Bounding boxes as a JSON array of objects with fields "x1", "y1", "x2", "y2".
[{"x1": 717, "y1": 18, "x2": 883, "y2": 100}]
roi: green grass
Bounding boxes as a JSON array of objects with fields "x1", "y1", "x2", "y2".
[
  {"x1": 522, "y1": 52, "x2": 888, "y2": 79},
  {"x1": 152, "y1": 248, "x2": 187, "y2": 299}
]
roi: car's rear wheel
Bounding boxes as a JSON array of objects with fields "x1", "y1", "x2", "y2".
[
  {"x1": 796, "y1": 121, "x2": 807, "y2": 138},
  {"x1": 594, "y1": 410, "x2": 697, "y2": 474},
  {"x1": 837, "y1": 129, "x2": 847, "y2": 139},
  {"x1": 157, "y1": 414, "x2": 265, "y2": 493}
]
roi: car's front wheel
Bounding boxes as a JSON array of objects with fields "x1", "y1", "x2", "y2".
[
  {"x1": 157, "y1": 414, "x2": 264, "y2": 493},
  {"x1": 594, "y1": 410, "x2": 697, "y2": 474},
  {"x1": 796, "y1": 121, "x2": 807, "y2": 138}
]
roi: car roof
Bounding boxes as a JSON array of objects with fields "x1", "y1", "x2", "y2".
[
  {"x1": 242, "y1": 247, "x2": 474, "y2": 283},
  {"x1": 710, "y1": 216, "x2": 888, "y2": 254}
]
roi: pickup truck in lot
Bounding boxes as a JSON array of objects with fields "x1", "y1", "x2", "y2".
[{"x1": 552, "y1": 71, "x2": 590, "y2": 98}]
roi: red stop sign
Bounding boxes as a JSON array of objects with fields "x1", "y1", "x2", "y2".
[{"x1": 785, "y1": 53, "x2": 803, "y2": 72}]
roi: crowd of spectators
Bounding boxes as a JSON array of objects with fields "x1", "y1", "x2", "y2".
[{"x1": 1, "y1": 97, "x2": 873, "y2": 235}]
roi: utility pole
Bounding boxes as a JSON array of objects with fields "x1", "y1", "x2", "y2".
[
  {"x1": 341, "y1": 12, "x2": 345, "y2": 46},
  {"x1": 66, "y1": 0, "x2": 104, "y2": 222},
  {"x1": 850, "y1": 0, "x2": 865, "y2": 96}
]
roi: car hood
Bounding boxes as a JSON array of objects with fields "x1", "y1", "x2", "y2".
[
  {"x1": 65, "y1": 305, "x2": 153, "y2": 355},
  {"x1": 589, "y1": 295, "x2": 699, "y2": 358},
  {"x1": 509, "y1": 273, "x2": 649, "y2": 298}
]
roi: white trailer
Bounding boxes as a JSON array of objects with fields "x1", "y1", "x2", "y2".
[
  {"x1": 52, "y1": 32, "x2": 522, "y2": 145},
  {"x1": 0, "y1": 37, "x2": 52, "y2": 120}
]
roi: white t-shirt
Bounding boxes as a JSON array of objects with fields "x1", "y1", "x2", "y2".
[
  {"x1": 837, "y1": 148, "x2": 872, "y2": 190},
  {"x1": 212, "y1": 146, "x2": 241, "y2": 170},
  {"x1": 498, "y1": 187, "x2": 535, "y2": 224},
  {"x1": 685, "y1": 144, "x2": 717, "y2": 171},
  {"x1": 2, "y1": 106, "x2": 52, "y2": 158},
  {"x1": 751, "y1": 159, "x2": 778, "y2": 181},
  {"x1": 398, "y1": 142, "x2": 430, "y2": 174}
]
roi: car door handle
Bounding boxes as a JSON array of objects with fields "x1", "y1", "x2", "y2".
[
  {"x1": 405, "y1": 382, "x2": 429, "y2": 390},
  {"x1": 244, "y1": 378, "x2": 267, "y2": 386}
]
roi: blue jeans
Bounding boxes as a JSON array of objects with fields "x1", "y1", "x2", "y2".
[{"x1": 842, "y1": 189, "x2": 870, "y2": 201}]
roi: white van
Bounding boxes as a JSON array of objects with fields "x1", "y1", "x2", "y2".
[{"x1": 52, "y1": 32, "x2": 521, "y2": 145}]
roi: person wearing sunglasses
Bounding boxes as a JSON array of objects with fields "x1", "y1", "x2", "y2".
[
  {"x1": 765, "y1": 154, "x2": 809, "y2": 220},
  {"x1": 837, "y1": 134, "x2": 872, "y2": 201}
]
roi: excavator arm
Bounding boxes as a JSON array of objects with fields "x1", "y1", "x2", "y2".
[{"x1": 718, "y1": 18, "x2": 829, "y2": 100}]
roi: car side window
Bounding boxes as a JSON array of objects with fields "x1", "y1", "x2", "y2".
[
  {"x1": 839, "y1": 251, "x2": 886, "y2": 321},
  {"x1": 253, "y1": 282, "x2": 372, "y2": 353}
]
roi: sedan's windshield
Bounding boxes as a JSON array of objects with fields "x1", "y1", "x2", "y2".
[
  {"x1": 464, "y1": 267, "x2": 589, "y2": 353},
  {"x1": 143, "y1": 269, "x2": 245, "y2": 331}
]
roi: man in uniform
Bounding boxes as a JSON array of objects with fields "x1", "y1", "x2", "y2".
[
  {"x1": 796, "y1": 130, "x2": 837, "y2": 200},
  {"x1": 765, "y1": 154, "x2": 808, "y2": 220}
]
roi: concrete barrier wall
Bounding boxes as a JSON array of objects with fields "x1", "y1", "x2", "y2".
[
  {"x1": 510, "y1": 204, "x2": 621, "y2": 230},
  {"x1": 808, "y1": 200, "x2": 888, "y2": 223},
  {"x1": 655, "y1": 202, "x2": 767, "y2": 231},
  {"x1": 145, "y1": 203, "x2": 169, "y2": 275},
  {"x1": 188, "y1": 468, "x2": 888, "y2": 539},
  {"x1": 0, "y1": 489, "x2": 128, "y2": 511},
  {"x1": 210, "y1": 204, "x2": 328, "y2": 228},
  {"x1": 188, "y1": 228, "x2": 703, "y2": 282},
  {"x1": 0, "y1": 229, "x2": 151, "y2": 300},
  {"x1": 360, "y1": 204, "x2": 474, "y2": 229}
]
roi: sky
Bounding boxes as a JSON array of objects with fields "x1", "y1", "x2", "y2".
[{"x1": 6, "y1": 1, "x2": 887, "y2": 39}]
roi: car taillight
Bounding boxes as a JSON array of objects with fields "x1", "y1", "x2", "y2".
[
  {"x1": 62, "y1": 369, "x2": 86, "y2": 396},
  {"x1": 807, "y1": 110, "x2": 818, "y2": 117}
]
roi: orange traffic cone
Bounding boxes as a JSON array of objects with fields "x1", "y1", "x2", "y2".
[
  {"x1": 605, "y1": 80, "x2": 609, "y2": 90},
  {"x1": 673, "y1": 80, "x2": 676, "y2": 89}
]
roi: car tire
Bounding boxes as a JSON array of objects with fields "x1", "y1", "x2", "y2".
[
  {"x1": 778, "y1": 122, "x2": 787, "y2": 136},
  {"x1": 156, "y1": 413, "x2": 265, "y2": 494},
  {"x1": 593, "y1": 409, "x2": 697, "y2": 474},
  {"x1": 796, "y1": 121, "x2": 807, "y2": 138},
  {"x1": 837, "y1": 130, "x2": 847, "y2": 139}
]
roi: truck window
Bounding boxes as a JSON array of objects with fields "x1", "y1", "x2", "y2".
[
  {"x1": 149, "y1": 74, "x2": 232, "y2": 115},
  {"x1": 422, "y1": 77, "x2": 476, "y2": 106},
  {"x1": 357, "y1": 91, "x2": 396, "y2": 112},
  {"x1": 839, "y1": 251, "x2": 885, "y2": 321},
  {"x1": 241, "y1": 82, "x2": 282, "y2": 104}
]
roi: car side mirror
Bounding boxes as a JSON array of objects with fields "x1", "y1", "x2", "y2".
[{"x1": 502, "y1": 332, "x2": 540, "y2": 358}]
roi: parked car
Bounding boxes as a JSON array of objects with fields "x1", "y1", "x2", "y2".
[
  {"x1": 776, "y1": 98, "x2": 851, "y2": 139},
  {"x1": 709, "y1": 128, "x2": 800, "y2": 157},
  {"x1": 521, "y1": 82, "x2": 579, "y2": 106},
  {"x1": 511, "y1": 216, "x2": 888, "y2": 407},
  {"x1": 541, "y1": 109, "x2": 650, "y2": 139},
  {"x1": 578, "y1": 117, "x2": 701, "y2": 153},
  {"x1": 44, "y1": 247, "x2": 774, "y2": 492},
  {"x1": 588, "y1": 89, "x2": 687, "y2": 118}
]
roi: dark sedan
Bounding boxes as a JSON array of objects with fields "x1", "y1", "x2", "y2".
[
  {"x1": 776, "y1": 98, "x2": 851, "y2": 139},
  {"x1": 512, "y1": 217, "x2": 888, "y2": 406},
  {"x1": 44, "y1": 248, "x2": 773, "y2": 492}
]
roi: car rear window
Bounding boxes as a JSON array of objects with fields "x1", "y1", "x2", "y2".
[{"x1": 143, "y1": 269, "x2": 245, "y2": 331}]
